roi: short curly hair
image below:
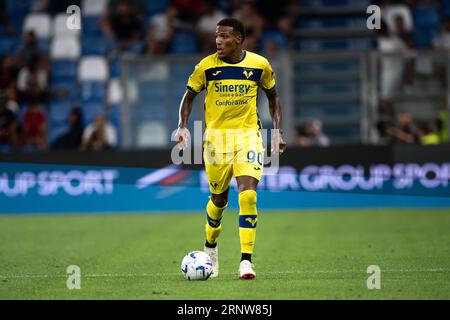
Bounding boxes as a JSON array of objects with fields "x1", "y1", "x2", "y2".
[{"x1": 217, "y1": 18, "x2": 246, "y2": 43}]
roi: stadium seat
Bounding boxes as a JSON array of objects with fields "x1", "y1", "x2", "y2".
[
  {"x1": 260, "y1": 31, "x2": 288, "y2": 52},
  {"x1": 145, "y1": 0, "x2": 168, "y2": 16},
  {"x1": 53, "y1": 13, "x2": 80, "y2": 37},
  {"x1": 298, "y1": 16, "x2": 367, "y2": 29},
  {"x1": 51, "y1": 60, "x2": 78, "y2": 83},
  {"x1": 80, "y1": 81, "x2": 106, "y2": 103},
  {"x1": 49, "y1": 101, "x2": 72, "y2": 125},
  {"x1": 0, "y1": 144, "x2": 13, "y2": 153},
  {"x1": 78, "y1": 56, "x2": 109, "y2": 82},
  {"x1": 298, "y1": 38, "x2": 375, "y2": 51},
  {"x1": 109, "y1": 59, "x2": 120, "y2": 78},
  {"x1": 51, "y1": 60, "x2": 79, "y2": 102},
  {"x1": 445, "y1": 1, "x2": 450, "y2": 17},
  {"x1": 82, "y1": 0, "x2": 108, "y2": 16},
  {"x1": 50, "y1": 36, "x2": 81, "y2": 60},
  {"x1": 136, "y1": 121, "x2": 167, "y2": 147},
  {"x1": 5, "y1": 0, "x2": 31, "y2": 18},
  {"x1": 109, "y1": 103, "x2": 121, "y2": 126},
  {"x1": 107, "y1": 79, "x2": 123, "y2": 105},
  {"x1": 81, "y1": 36, "x2": 111, "y2": 55},
  {"x1": 108, "y1": 103, "x2": 122, "y2": 146},
  {"x1": 170, "y1": 32, "x2": 198, "y2": 55},
  {"x1": 82, "y1": 16, "x2": 103, "y2": 37},
  {"x1": 413, "y1": 5, "x2": 440, "y2": 48},
  {"x1": 137, "y1": 80, "x2": 167, "y2": 121},
  {"x1": 0, "y1": 37, "x2": 18, "y2": 55},
  {"x1": 48, "y1": 125, "x2": 69, "y2": 145},
  {"x1": 81, "y1": 102, "x2": 105, "y2": 124},
  {"x1": 301, "y1": 0, "x2": 371, "y2": 8},
  {"x1": 23, "y1": 13, "x2": 52, "y2": 38}
]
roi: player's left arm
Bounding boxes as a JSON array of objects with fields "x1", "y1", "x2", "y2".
[{"x1": 265, "y1": 87, "x2": 287, "y2": 154}]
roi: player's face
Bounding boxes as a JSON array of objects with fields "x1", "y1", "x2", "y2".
[{"x1": 215, "y1": 26, "x2": 241, "y2": 59}]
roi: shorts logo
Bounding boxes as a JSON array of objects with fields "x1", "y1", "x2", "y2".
[
  {"x1": 243, "y1": 70, "x2": 253, "y2": 79},
  {"x1": 210, "y1": 182, "x2": 219, "y2": 190},
  {"x1": 253, "y1": 167, "x2": 261, "y2": 171},
  {"x1": 245, "y1": 217, "x2": 258, "y2": 227},
  {"x1": 212, "y1": 70, "x2": 222, "y2": 76}
]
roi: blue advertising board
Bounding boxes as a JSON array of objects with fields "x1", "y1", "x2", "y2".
[{"x1": 1, "y1": 161, "x2": 450, "y2": 214}]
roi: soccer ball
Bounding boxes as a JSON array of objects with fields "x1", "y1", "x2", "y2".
[{"x1": 180, "y1": 251, "x2": 214, "y2": 281}]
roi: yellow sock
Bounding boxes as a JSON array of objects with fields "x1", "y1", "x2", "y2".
[
  {"x1": 205, "y1": 198, "x2": 226, "y2": 245},
  {"x1": 238, "y1": 190, "x2": 258, "y2": 254}
]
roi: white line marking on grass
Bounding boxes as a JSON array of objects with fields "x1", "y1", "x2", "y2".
[{"x1": 1, "y1": 268, "x2": 449, "y2": 280}]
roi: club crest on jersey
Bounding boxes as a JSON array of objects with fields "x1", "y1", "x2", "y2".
[
  {"x1": 210, "y1": 182, "x2": 219, "y2": 190},
  {"x1": 243, "y1": 69, "x2": 253, "y2": 79}
]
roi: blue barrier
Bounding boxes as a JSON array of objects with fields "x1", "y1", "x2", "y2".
[{"x1": 1, "y1": 162, "x2": 449, "y2": 214}]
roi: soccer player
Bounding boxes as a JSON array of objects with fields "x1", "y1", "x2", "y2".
[{"x1": 175, "y1": 18, "x2": 286, "y2": 279}]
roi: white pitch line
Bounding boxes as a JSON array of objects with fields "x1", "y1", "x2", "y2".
[{"x1": 1, "y1": 268, "x2": 449, "y2": 280}]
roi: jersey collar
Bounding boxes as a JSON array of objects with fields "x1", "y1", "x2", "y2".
[{"x1": 219, "y1": 50, "x2": 246, "y2": 65}]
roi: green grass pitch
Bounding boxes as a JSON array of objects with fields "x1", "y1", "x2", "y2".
[{"x1": 0, "y1": 208, "x2": 449, "y2": 299}]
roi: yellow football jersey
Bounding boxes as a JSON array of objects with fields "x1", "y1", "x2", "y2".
[{"x1": 186, "y1": 50, "x2": 276, "y2": 132}]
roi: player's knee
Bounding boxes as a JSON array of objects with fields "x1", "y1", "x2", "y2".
[
  {"x1": 238, "y1": 190, "x2": 257, "y2": 214},
  {"x1": 211, "y1": 194, "x2": 228, "y2": 208}
]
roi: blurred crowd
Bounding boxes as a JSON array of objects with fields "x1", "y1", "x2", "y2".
[
  {"x1": 1, "y1": 0, "x2": 450, "y2": 152},
  {"x1": 0, "y1": 0, "x2": 298, "y2": 152},
  {"x1": 375, "y1": 0, "x2": 449, "y2": 146}
]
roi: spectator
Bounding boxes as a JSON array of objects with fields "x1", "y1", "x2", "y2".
[
  {"x1": 0, "y1": 0, "x2": 15, "y2": 36},
  {"x1": 23, "y1": 100, "x2": 47, "y2": 151},
  {"x1": 16, "y1": 54, "x2": 49, "y2": 104},
  {"x1": 16, "y1": 31, "x2": 45, "y2": 70},
  {"x1": 381, "y1": 0, "x2": 414, "y2": 35},
  {"x1": 144, "y1": 6, "x2": 179, "y2": 55},
  {"x1": 432, "y1": 17, "x2": 450, "y2": 84},
  {"x1": 0, "y1": 54, "x2": 18, "y2": 91},
  {"x1": 295, "y1": 120, "x2": 330, "y2": 147},
  {"x1": 375, "y1": 120, "x2": 394, "y2": 145},
  {"x1": 260, "y1": 30, "x2": 288, "y2": 55},
  {"x1": 232, "y1": 0, "x2": 266, "y2": 52},
  {"x1": 433, "y1": 17, "x2": 450, "y2": 51},
  {"x1": 172, "y1": 0, "x2": 205, "y2": 23},
  {"x1": 52, "y1": 107, "x2": 84, "y2": 150},
  {"x1": 2, "y1": 85, "x2": 19, "y2": 115},
  {"x1": 393, "y1": 14, "x2": 415, "y2": 89},
  {"x1": 102, "y1": 0, "x2": 147, "y2": 54},
  {"x1": 436, "y1": 109, "x2": 448, "y2": 143},
  {"x1": 276, "y1": 0, "x2": 300, "y2": 44},
  {"x1": 81, "y1": 114, "x2": 117, "y2": 151},
  {"x1": 377, "y1": 21, "x2": 406, "y2": 102},
  {"x1": 0, "y1": 96, "x2": 19, "y2": 150},
  {"x1": 417, "y1": 121, "x2": 440, "y2": 145},
  {"x1": 197, "y1": 0, "x2": 227, "y2": 54},
  {"x1": 385, "y1": 112, "x2": 419, "y2": 144},
  {"x1": 393, "y1": 14, "x2": 415, "y2": 49},
  {"x1": 31, "y1": 0, "x2": 81, "y2": 14}
]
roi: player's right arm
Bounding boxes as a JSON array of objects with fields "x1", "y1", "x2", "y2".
[
  {"x1": 175, "y1": 60, "x2": 206, "y2": 150},
  {"x1": 175, "y1": 90, "x2": 197, "y2": 150}
]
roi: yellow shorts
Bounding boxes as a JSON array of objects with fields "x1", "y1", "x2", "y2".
[{"x1": 204, "y1": 130, "x2": 265, "y2": 194}]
